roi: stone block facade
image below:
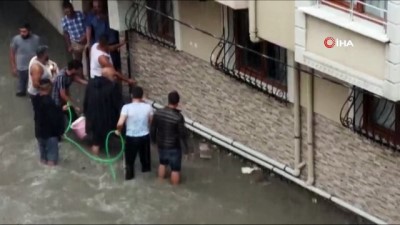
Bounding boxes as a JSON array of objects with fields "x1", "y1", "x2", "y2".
[{"x1": 121, "y1": 34, "x2": 400, "y2": 223}]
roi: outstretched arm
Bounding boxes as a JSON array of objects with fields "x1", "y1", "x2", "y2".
[
  {"x1": 73, "y1": 75, "x2": 88, "y2": 85},
  {"x1": 98, "y1": 56, "x2": 135, "y2": 84},
  {"x1": 108, "y1": 40, "x2": 126, "y2": 52}
]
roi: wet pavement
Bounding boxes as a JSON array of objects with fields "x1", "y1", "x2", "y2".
[{"x1": 0, "y1": 1, "x2": 366, "y2": 224}]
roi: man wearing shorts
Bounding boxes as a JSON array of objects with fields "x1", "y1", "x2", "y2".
[{"x1": 150, "y1": 91, "x2": 189, "y2": 185}]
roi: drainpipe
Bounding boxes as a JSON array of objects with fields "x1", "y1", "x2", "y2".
[
  {"x1": 125, "y1": 30, "x2": 133, "y2": 95},
  {"x1": 294, "y1": 63, "x2": 305, "y2": 176},
  {"x1": 249, "y1": 0, "x2": 260, "y2": 42},
  {"x1": 306, "y1": 70, "x2": 315, "y2": 185}
]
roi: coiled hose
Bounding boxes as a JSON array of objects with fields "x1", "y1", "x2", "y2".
[{"x1": 63, "y1": 103, "x2": 125, "y2": 181}]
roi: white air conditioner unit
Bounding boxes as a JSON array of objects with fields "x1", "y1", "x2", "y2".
[{"x1": 108, "y1": 0, "x2": 133, "y2": 31}]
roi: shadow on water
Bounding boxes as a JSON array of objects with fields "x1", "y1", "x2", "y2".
[{"x1": 0, "y1": 0, "x2": 371, "y2": 224}]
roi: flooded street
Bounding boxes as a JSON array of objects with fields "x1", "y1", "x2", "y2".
[{"x1": 0, "y1": 1, "x2": 366, "y2": 224}]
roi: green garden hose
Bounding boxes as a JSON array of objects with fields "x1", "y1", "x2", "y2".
[{"x1": 63, "y1": 103, "x2": 125, "y2": 181}]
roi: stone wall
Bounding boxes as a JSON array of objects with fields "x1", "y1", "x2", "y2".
[{"x1": 121, "y1": 33, "x2": 400, "y2": 223}]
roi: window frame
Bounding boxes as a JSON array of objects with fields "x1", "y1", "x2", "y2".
[
  {"x1": 146, "y1": 0, "x2": 175, "y2": 44},
  {"x1": 322, "y1": 0, "x2": 386, "y2": 25},
  {"x1": 233, "y1": 10, "x2": 287, "y2": 91}
]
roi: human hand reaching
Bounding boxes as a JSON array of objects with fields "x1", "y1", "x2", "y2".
[{"x1": 127, "y1": 79, "x2": 136, "y2": 86}]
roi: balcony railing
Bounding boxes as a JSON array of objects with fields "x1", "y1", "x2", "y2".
[{"x1": 317, "y1": 0, "x2": 388, "y2": 31}]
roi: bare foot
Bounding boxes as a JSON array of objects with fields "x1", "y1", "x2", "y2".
[
  {"x1": 40, "y1": 160, "x2": 47, "y2": 165},
  {"x1": 47, "y1": 161, "x2": 56, "y2": 166},
  {"x1": 91, "y1": 146, "x2": 100, "y2": 155}
]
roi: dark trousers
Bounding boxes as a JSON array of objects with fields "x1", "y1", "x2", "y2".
[
  {"x1": 125, "y1": 134, "x2": 151, "y2": 179},
  {"x1": 17, "y1": 70, "x2": 29, "y2": 94}
]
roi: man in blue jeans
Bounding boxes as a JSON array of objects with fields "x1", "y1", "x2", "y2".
[
  {"x1": 150, "y1": 91, "x2": 189, "y2": 185},
  {"x1": 32, "y1": 79, "x2": 65, "y2": 166},
  {"x1": 9, "y1": 23, "x2": 40, "y2": 97}
]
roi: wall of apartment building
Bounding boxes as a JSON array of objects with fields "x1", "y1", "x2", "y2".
[
  {"x1": 30, "y1": 0, "x2": 86, "y2": 34},
  {"x1": 299, "y1": 70, "x2": 349, "y2": 123},
  {"x1": 123, "y1": 31, "x2": 400, "y2": 222},
  {"x1": 306, "y1": 16, "x2": 386, "y2": 80},
  {"x1": 256, "y1": 0, "x2": 295, "y2": 51},
  {"x1": 300, "y1": 73, "x2": 400, "y2": 224},
  {"x1": 177, "y1": 0, "x2": 222, "y2": 62}
]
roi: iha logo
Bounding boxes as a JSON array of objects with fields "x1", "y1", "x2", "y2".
[{"x1": 324, "y1": 37, "x2": 354, "y2": 48}]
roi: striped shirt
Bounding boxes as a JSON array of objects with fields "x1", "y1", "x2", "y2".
[
  {"x1": 62, "y1": 11, "x2": 86, "y2": 42},
  {"x1": 51, "y1": 68, "x2": 73, "y2": 106}
]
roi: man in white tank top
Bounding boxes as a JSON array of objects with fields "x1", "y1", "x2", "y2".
[
  {"x1": 28, "y1": 46, "x2": 57, "y2": 96},
  {"x1": 90, "y1": 42, "x2": 113, "y2": 79},
  {"x1": 88, "y1": 35, "x2": 134, "y2": 84}
]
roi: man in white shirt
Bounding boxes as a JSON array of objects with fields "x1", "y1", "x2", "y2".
[{"x1": 116, "y1": 86, "x2": 154, "y2": 180}]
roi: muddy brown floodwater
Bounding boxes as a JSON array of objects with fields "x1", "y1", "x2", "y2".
[{"x1": 0, "y1": 0, "x2": 369, "y2": 224}]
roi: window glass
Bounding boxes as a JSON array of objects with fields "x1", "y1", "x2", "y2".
[
  {"x1": 363, "y1": 0, "x2": 387, "y2": 18},
  {"x1": 371, "y1": 96, "x2": 396, "y2": 131},
  {"x1": 147, "y1": 0, "x2": 175, "y2": 43},
  {"x1": 234, "y1": 10, "x2": 287, "y2": 86}
]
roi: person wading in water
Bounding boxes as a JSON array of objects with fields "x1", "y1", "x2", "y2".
[
  {"x1": 9, "y1": 23, "x2": 40, "y2": 97},
  {"x1": 115, "y1": 86, "x2": 154, "y2": 180},
  {"x1": 150, "y1": 91, "x2": 189, "y2": 185},
  {"x1": 84, "y1": 63, "x2": 135, "y2": 155}
]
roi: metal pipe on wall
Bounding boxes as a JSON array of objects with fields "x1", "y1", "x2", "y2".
[
  {"x1": 249, "y1": 0, "x2": 260, "y2": 42},
  {"x1": 293, "y1": 62, "x2": 304, "y2": 176},
  {"x1": 307, "y1": 70, "x2": 315, "y2": 185},
  {"x1": 125, "y1": 30, "x2": 133, "y2": 94}
]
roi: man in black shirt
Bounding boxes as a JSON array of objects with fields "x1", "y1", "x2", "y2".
[
  {"x1": 32, "y1": 79, "x2": 66, "y2": 166},
  {"x1": 150, "y1": 91, "x2": 189, "y2": 185}
]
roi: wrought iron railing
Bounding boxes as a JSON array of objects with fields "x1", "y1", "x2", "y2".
[
  {"x1": 210, "y1": 9, "x2": 288, "y2": 102},
  {"x1": 340, "y1": 86, "x2": 400, "y2": 151},
  {"x1": 317, "y1": 0, "x2": 388, "y2": 30},
  {"x1": 125, "y1": 0, "x2": 176, "y2": 49}
]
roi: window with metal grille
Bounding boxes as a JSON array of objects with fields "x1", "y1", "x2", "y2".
[
  {"x1": 342, "y1": 87, "x2": 400, "y2": 149},
  {"x1": 233, "y1": 9, "x2": 287, "y2": 90},
  {"x1": 146, "y1": 0, "x2": 175, "y2": 44}
]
